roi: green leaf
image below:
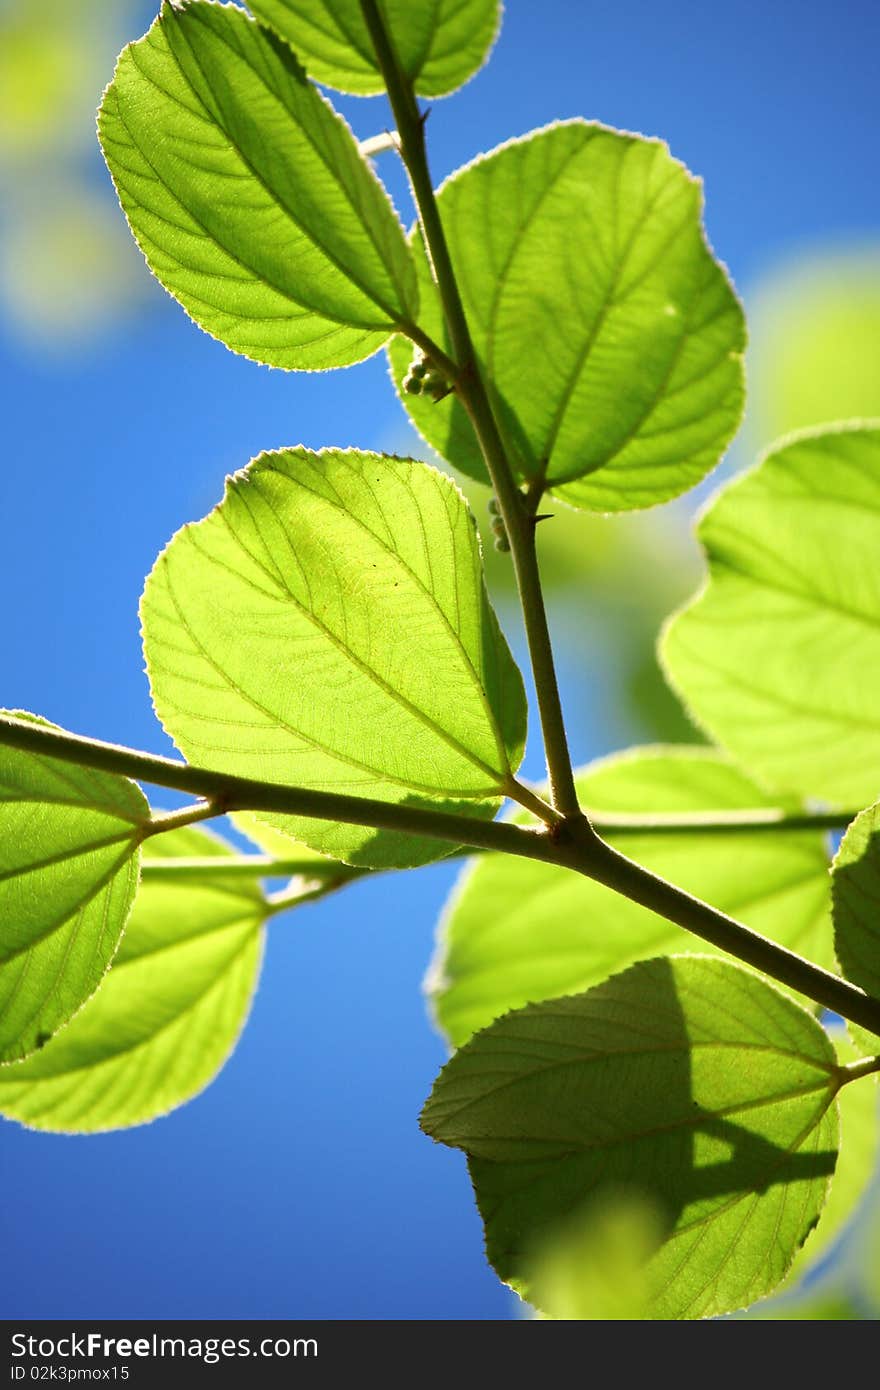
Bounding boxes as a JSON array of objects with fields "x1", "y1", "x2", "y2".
[
  {"x1": 833, "y1": 802, "x2": 880, "y2": 1004},
  {"x1": 0, "y1": 823, "x2": 265, "y2": 1133},
  {"x1": 781, "y1": 1031, "x2": 878, "y2": 1290},
  {"x1": 231, "y1": 811, "x2": 363, "y2": 892},
  {"x1": 430, "y1": 747, "x2": 834, "y2": 1048},
  {"x1": 389, "y1": 120, "x2": 745, "y2": 511},
  {"x1": 98, "y1": 1, "x2": 417, "y2": 371},
  {"x1": 142, "y1": 447, "x2": 526, "y2": 868},
  {"x1": 249, "y1": 0, "x2": 501, "y2": 97},
  {"x1": 662, "y1": 424, "x2": 880, "y2": 805},
  {"x1": 231, "y1": 810, "x2": 336, "y2": 864},
  {"x1": 421, "y1": 955, "x2": 840, "y2": 1320},
  {"x1": 0, "y1": 712, "x2": 148, "y2": 1064}
]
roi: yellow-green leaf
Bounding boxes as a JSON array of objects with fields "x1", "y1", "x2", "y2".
[
  {"x1": 422, "y1": 956, "x2": 840, "y2": 1320},
  {"x1": 663, "y1": 424, "x2": 880, "y2": 806},
  {"x1": 390, "y1": 121, "x2": 744, "y2": 511},
  {"x1": 141, "y1": 448, "x2": 526, "y2": 868},
  {"x1": 0, "y1": 823, "x2": 265, "y2": 1133},
  {"x1": 250, "y1": 0, "x2": 501, "y2": 97},
  {"x1": 0, "y1": 712, "x2": 148, "y2": 1064},
  {"x1": 98, "y1": 1, "x2": 417, "y2": 370}
]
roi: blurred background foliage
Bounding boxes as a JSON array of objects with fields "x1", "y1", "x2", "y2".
[
  {"x1": 0, "y1": 0, "x2": 145, "y2": 346},
  {"x1": 1, "y1": 0, "x2": 878, "y2": 1320}
]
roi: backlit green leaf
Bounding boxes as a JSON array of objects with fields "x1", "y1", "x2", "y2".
[
  {"x1": 833, "y1": 802, "x2": 880, "y2": 1000},
  {"x1": 389, "y1": 121, "x2": 744, "y2": 510},
  {"x1": 98, "y1": 0, "x2": 417, "y2": 370},
  {"x1": 231, "y1": 811, "x2": 364, "y2": 893},
  {"x1": 231, "y1": 810, "x2": 338, "y2": 865},
  {"x1": 0, "y1": 712, "x2": 148, "y2": 1064},
  {"x1": 249, "y1": 0, "x2": 500, "y2": 97},
  {"x1": 0, "y1": 823, "x2": 265, "y2": 1133},
  {"x1": 662, "y1": 424, "x2": 880, "y2": 805},
  {"x1": 422, "y1": 955, "x2": 840, "y2": 1320},
  {"x1": 142, "y1": 447, "x2": 526, "y2": 868},
  {"x1": 782, "y1": 1030, "x2": 878, "y2": 1290},
  {"x1": 430, "y1": 747, "x2": 834, "y2": 1048}
]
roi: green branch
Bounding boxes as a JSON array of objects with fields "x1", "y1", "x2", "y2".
[
  {"x1": 5, "y1": 711, "x2": 880, "y2": 1037},
  {"x1": 358, "y1": 0, "x2": 583, "y2": 823},
  {"x1": 139, "y1": 803, "x2": 856, "y2": 882},
  {"x1": 142, "y1": 800, "x2": 222, "y2": 839},
  {"x1": 141, "y1": 849, "x2": 477, "y2": 881},
  {"x1": 839, "y1": 1052, "x2": 880, "y2": 1086},
  {"x1": 555, "y1": 825, "x2": 880, "y2": 1039},
  {"x1": 264, "y1": 876, "x2": 359, "y2": 918},
  {"x1": 345, "y1": 6, "x2": 880, "y2": 1038},
  {"x1": 0, "y1": 714, "x2": 556, "y2": 865}
]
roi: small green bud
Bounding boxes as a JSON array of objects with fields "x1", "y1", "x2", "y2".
[
  {"x1": 403, "y1": 348, "x2": 451, "y2": 401},
  {"x1": 424, "y1": 371, "x2": 452, "y2": 402},
  {"x1": 490, "y1": 513, "x2": 510, "y2": 552}
]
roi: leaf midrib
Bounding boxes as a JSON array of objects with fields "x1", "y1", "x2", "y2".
[
  {"x1": 553, "y1": 296, "x2": 738, "y2": 491},
  {"x1": 709, "y1": 539, "x2": 880, "y2": 639},
  {"x1": 536, "y1": 147, "x2": 689, "y2": 470},
  {"x1": 5, "y1": 855, "x2": 130, "y2": 1060},
  {"x1": 0, "y1": 790, "x2": 144, "y2": 823},
  {"x1": 653, "y1": 1103, "x2": 833, "y2": 1318},
  {"x1": 0, "y1": 840, "x2": 135, "y2": 963},
  {"x1": 250, "y1": 457, "x2": 512, "y2": 775},
  {"x1": 671, "y1": 626, "x2": 880, "y2": 737},
  {"x1": 118, "y1": 908, "x2": 265, "y2": 970},
  {"x1": 0, "y1": 745, "x2": 145, "y2": 824},
  {"x1": 174, "y1": 503, "x2": 509, "y2": 790},
  {"x1": 430, "y1": 1038, "x2": 834, "y2": 1138},
  {"x1": 108, "y1": 74, "x2": 386, "y2": 337},
  {"x1": 0, "y1": 830, "x2": 138, "y2": 891}
]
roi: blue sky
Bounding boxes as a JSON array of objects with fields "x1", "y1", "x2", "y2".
[{"x1": 1, "y1": 0, "x2": 878, "y2": 1320}]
